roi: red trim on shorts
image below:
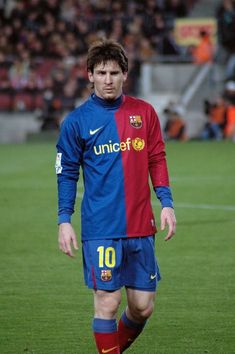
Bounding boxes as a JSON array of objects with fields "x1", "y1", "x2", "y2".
[{"x1": 92, "y1": 266, "x2": 97, "y2": 290}]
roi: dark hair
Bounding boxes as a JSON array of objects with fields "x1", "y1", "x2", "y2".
[{"x1": 87, "y1": 39, "x2": 128, "y2": 73}]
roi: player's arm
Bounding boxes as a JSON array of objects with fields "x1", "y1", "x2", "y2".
[
  {"x1": 56, "y1": 115, "x2": 82, "y2": 256},
  {"x1": 155, "y1": 186, "x2": 176, "y2": 241},
  {"x1": 147, "y1": 106, "x2": 176, "y2": 240}
]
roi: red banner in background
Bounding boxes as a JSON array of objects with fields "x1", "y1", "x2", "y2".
[{"x1": 175, "y1": 18, "x2": 217, "y2": 46}]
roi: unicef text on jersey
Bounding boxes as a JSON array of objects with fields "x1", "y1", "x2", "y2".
[{"x1": 93, "y1": 137, "x2": 145, "y2": 155}]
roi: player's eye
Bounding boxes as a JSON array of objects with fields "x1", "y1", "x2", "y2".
[{"x1": 96, "y1": 71, "x2": 106, "y2": 75}]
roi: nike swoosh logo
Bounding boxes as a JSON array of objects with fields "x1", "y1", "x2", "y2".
[
  {"x1": 89, "y1": 126, "x2": 103, "y2": 135},
  {"x1": 150, "y1": 274, "x2": 157, "y2": 280},
  {"x1": 102, "y1": 346, "x2": 118, "y2": 353}
]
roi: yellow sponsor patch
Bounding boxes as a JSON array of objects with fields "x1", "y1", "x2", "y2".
[{"x1": 132, "y1": 137, "x2": 145, "y2": 151}]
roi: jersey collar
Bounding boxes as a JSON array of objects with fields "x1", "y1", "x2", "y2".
[{"x1": 91, "y1": 93, "x2": 123, "y2": 110}]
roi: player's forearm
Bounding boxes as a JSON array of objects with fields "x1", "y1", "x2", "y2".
[
  {"x1": 155, "y1": 186, "x2": 174, "y2": 209},
  {"x1": 57, "y1": 177, "x2": 77, "y2": 224}
]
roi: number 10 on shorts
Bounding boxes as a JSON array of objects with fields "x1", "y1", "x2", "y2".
[{"x1": 97, "y1": 246, "x2": 116, "y2": 268}]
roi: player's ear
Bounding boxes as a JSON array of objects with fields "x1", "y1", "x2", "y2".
[
  {"x1": 88, "y1": 71, "x2": 94, "y2": 83},
  {"x1": 123, "y1": 71, "x2": 128, "y2": 82}
]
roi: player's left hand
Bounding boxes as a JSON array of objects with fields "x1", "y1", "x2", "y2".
[{"x1": 160, "y1": 207, "x2": 176, "y2": 241}]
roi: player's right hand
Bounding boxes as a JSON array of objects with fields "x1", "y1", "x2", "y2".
[{"x1": 58, "y1": 223, "x2": 78, "y2": 257}]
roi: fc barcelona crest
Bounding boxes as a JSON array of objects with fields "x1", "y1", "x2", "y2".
[
  {"x1": 101, "y1": 269, "x2": 112, "y2": 282},
  {"x1": 129, "y1": 115, "x2": 142, "y2": 129}
]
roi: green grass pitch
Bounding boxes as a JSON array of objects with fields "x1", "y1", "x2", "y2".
[{"x1": 0, "y1": 140, "x2": 234, "y2": 354}]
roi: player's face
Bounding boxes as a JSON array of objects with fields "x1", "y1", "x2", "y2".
[{"x1": 88, "y1": 60, "x2": 127, "y2": 100}]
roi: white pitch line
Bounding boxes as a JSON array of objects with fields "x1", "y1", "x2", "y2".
[
  {"x1": 172, "y1": 202, "x2": 235, "y2": 212},
  {"x1": 150, "y1": 199, "x2": 235, "y2": 211},
  {"x1": 171, "y1": 176, "x2": 235, "y2": 183},
  {"x1": 76, "y1": 191, "x2": 235, "y2": 212}
]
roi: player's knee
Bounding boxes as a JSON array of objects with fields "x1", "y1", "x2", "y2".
[
  {"x1": 95, "y1": 291, "x2": 121, "y2": 318},
  {"x1": 130, "y1": 299, "x2": 154, "y2": 321},
  {"x1": 142, "y1": 301, "x2": 154, "y2": 319}
]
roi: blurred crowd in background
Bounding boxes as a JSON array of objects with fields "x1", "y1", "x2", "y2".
[
  {"x1": 0, "y1": 0, "x2": 235, "y2": 140},
  {"x1": 0, "y1": 0, "x2": 198, "y2": 127}
]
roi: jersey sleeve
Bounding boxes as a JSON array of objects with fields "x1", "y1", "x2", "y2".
[
  {"x1": 147, "y1": 105, "x2": 170, "y2": 187},
  {"x1": 56, "y1": 115, "x2": 83, "y2": 224},
  {"x1": 155, "y1": 186, "x2": 174, "y2": 209}
]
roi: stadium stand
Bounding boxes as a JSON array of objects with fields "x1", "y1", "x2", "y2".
[
  {"x1": 0, "y1": 0, "x2": 196, "y2": 119},
  {"x1": 1, "y1": 0, "x2": 235, "y2": 142}
]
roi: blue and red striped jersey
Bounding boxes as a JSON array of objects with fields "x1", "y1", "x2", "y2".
[{"x1": 56, "y1": 94, "x2": 171, "y2": 240}]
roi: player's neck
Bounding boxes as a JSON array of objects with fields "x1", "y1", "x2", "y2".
[{"x1": 92, "y1": 93, "x2": 123, "y2": 109}]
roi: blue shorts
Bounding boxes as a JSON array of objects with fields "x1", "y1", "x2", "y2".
[{"x1": 82, "y1": 236, "x2": 161, "y2": 292}]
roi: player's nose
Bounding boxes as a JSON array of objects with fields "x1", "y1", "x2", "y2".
[{"x1": 105, "y1": 73, "x2": 112, "y2": 84}]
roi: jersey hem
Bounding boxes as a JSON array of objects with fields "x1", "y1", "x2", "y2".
[{"x1": 81, "y1": 231, "x2": 157, "y2": 241}]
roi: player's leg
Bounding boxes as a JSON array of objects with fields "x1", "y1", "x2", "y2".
[
  {"x1": 93, "y1": 289, "x2": 121, "y2": 354},
  {"x1": 118, "y1": 288, "x2": 155, "y2": 353},
  {"x1": 82, "y1": 239, "x2": 123, "y2": 354},
  {"x1": 125, "y1": 287, "x2": 156, "y2": 323},
  {"x1": 118, "y1": 236, "x2": 160, "y2": 352},
  {"x1": 118, "y1": 289, "x2": 156, "y2": 352}
]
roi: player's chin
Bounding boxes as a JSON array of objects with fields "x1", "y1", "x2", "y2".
[{"x1": 102, "y1": 91, "x2": 117, "y2": 101}]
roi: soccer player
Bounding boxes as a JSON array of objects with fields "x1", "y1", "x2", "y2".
[{"x1": 56, "y1": 39, "x2": 176, "y2": 354}]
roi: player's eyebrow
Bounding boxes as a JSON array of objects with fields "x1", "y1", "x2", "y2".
[
  {"x1": 96, "y1": 70, "x2": 106, "y2": 74},
  {"x1": 110, "y1": 70, "x2": 120, "y2": 75},
  {"x1": 96, "y1": 69, "x2": 121, "y2": 75}
]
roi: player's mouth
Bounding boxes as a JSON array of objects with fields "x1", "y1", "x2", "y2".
[{"x1": 104, "y1": 87, "x2": 114, "y2": 92}]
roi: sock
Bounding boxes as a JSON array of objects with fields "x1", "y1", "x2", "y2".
[
  {"x1": 93, "y1": 318, "x2": 120, "y2": 354},
  {"x1": 118, "y1": 311, "x2": 146, "y2": 353}
]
